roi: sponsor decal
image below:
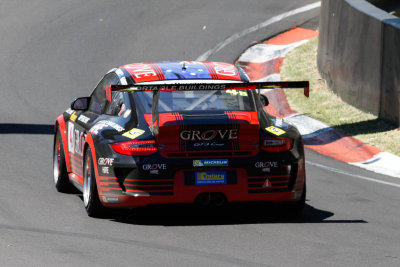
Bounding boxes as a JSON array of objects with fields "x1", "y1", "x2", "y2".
[
  {"x1": 118, "y1": 104, "x2": 126, "y2": 116},
  {"x1": 193, "y1": 142, "x2": 224, "y2": 147},
  {"x1": 265, "y1": 126, "x2": 286, "y2": 136},
  {"x1": 195, "y1": 171, "x2": 227, "y2": 185},
  {"x1": 70, "y1": 112, "x2": 77, "y2": 122},
  {"x1": 262, "y1": 178, "x2": 272, "y2": 188},
  {"x1": 98, "y1": 158, "x2": 114, "y2": 166},
  {"x1": 105, "y1": 121, "x2": 124, "y2": 132},
  {"x1": 77, "y1": 115, "x2": 90, "y2": 124},
  {"x1": 90, "y1": 121, "x2": 125, "y2": 134},
  {"x1": 193, "y1": 159, "x2": 228, "y2": 167},
  {"x1": 67, "y1": 122, "x2": 86, "y2": 155},
  {"x1": 68, "y1": 122, "x2": 75, "y2": 153},
  {"x1": 101, "y1": 166, "x2": 109, "y2": 174},
  {"x1": 180, "y1": 129, "x2": 238, "y2": 141},
  {"x1": 255, "y1": 162, "x2": 278, "y2": 168},
  {"x1": 125, "y1": 64, "x2": 157, "y2": 79},
  {"x1": 65, "y1": 108, "x2": 74, "y2": 115},
  {"x1": 226, "y1": 89, "x2": 248, "y2": 96},
  {"x1": 142, "y1": 164, "x2": 166, "y2": 171},
  {"x1": 102, "y1": 196, "x2": 119, "y2": 203},
  {"x1": 135, "y1": 84, "x2": 227, "y2": 91},
  {"x1": 213, "y1": 62, "x2": 237, "y2": 76},
  {"x1": 255, "y1": 161, "x2": 278, "y2": 172},
  {"x1": 123, "y1": 109, "x2": 131, "y2": 118},
  {"x1": 90, "y1": 124, "x2": 106, "y2": 135},
  {"x1": 122, "y1": 128, "x2": 145, "y2": 139}
]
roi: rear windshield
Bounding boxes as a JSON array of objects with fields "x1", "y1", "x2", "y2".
[{"x1": 134, "y1": 90, "x2": 255, "y2": 113}]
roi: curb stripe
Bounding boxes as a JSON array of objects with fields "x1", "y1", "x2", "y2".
[
  {"x1": 196, "y1": 2, "x2": 321, "y2": 61},
  {"x1": 237, "y1": 27, "x2": 400, "y2": 178},
  {"x1": 266, "y1": 27, "x2": 319, "y2": 45}
]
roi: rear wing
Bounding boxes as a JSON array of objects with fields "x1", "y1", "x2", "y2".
[{"x1": 108, "y1": 81, "x2": 309, "y2": 135}]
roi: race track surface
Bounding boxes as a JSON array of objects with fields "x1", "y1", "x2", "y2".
[{"x1": 0, "y1": 1, "x2": 399, "y2": 266}]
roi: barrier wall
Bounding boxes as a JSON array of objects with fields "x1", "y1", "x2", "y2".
[{"x1": 318, "y1": 0, "x2": 400, "y2": 125}]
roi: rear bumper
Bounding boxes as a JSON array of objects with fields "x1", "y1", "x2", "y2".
[{"x1": 98, "y1": 167, "x2": 305, "y2": 208}]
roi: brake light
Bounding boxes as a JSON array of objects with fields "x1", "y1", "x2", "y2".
[
  {"x1": 110, "y1": 140, "x2": 157, "y2": 156},
  {"x1": 261, "y1": 137, "x2": 293, "y2": 152}
]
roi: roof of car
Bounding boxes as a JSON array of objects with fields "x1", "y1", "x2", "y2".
[{"x1": 114, "y1": 61, "x2": 245, "y2": 84}]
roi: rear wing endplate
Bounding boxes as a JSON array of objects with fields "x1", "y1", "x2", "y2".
[{"x1": 109, "y1": 81, "x2": 309, "y2": 135}]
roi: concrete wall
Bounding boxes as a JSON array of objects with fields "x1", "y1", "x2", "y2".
[
  {"x1": 380, "y1": 18, "x2": 400, "y2": 123},
  {"x1": 318, "y1": 0, "x2": 400, "y2": 125}
]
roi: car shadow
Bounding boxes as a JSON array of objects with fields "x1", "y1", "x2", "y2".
[{"x1": 103, "y1": 201, "x2": 367, "y2": 226}]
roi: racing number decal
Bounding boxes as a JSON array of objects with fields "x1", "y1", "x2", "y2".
[
  {"x1": 67, "y1": 121, "x2": 86, "y2": 156},
  {"x1": 122, "y1": 128, "x2": 145, "y2": 139},
  {"x1": 265, "y1": 126, "x2": 286, "y2": 136},
  {"x1": 68, "y1": 122, "x2": 75, "y2": 153},
  {"x1": 70, "y1": 112, "x2": 77, "y2": 122}
]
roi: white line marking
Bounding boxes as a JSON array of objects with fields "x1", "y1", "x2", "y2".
[
  {"x1": 196, "y1": 1, "x2": 321, "y2": 61},
  {"x1": 237, "y1": 40, "x2": 309, "y2": 63},
  {"x1": 307, "y1": 161, "x2": 400, "y2": 188},
  {"x1": 350, "y1": 152, "x2": 400, "y2": 178}
]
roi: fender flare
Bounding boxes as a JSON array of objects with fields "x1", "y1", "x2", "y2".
[
  {"x1": 55, "y1": 115, "x2": 72, "y2": 173},
  {"x1": 84, "y1": 133, "x2": 102, "y2": 196}
]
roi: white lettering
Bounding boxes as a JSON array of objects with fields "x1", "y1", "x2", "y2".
[
  {"x1": 102, "y1": 166, "x2": 109, "y2": 174},
  {"x1": 180, "y1": 131, "x2": 191, "y2": 141},
  {"x1": 180, "y1": 129, "x2": 239, "y2": 141},
  {"x1": 228, "y1": 129, "x2": 238, "y2": 140},
  {"x1": 213, "y1": 63, "x2": 237, "y2": 76},
  {"x1": 78, "y1": 115, "x2": 90, "y2": 124},
  {"x1": 68, "y1": 122, "x2": 75, "y2": 154},
  {"x1": 191, "y1": 130, "x2": 201, "y2": 141},
  {"x1": 255, "y1": 162, "x2": 279, "y2": 168},
  {"x1": 90, "y1": 121, "x2": 124, "y2": 134},
  {"x1": 126, "y1": 65, "x2": 156, "y2": 79},
  {"x1": 98, "y1": 158, "x2": 114, "y2": 166},
  {"x1": 142, "y1": 164, "x2": 167, "y2": 170}
]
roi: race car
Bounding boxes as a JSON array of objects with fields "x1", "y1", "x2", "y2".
[{"x1": 53, "y1": 61, "x2": 308, "y2": 217}]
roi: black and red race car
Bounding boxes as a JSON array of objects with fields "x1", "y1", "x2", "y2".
[{"x1": 53, "y1": 61, "x2": 308, "y2": 217}]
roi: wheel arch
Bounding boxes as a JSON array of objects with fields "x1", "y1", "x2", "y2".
[{"x1": 84, "y1": 133, "x2": 103, "y2": 197}]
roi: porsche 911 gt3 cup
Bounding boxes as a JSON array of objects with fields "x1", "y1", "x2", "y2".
[{"x1": 53, "y1": 61, "x2": 308, "y2": 217}]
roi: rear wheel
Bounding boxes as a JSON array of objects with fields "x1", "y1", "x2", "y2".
[
  {"x1": 287, "y1": 185, "x2": 306, "y2": 215},
  {"x1": 53, "y1": 129, "x2": 72, "y2": 192},
  {"x1": 83, "y1": 147, "x2": 105, "y2": 217}
]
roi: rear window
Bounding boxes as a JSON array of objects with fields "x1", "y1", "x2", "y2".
[{"x1": 134, "y1": 90, "x2": 255, "y2": 113}]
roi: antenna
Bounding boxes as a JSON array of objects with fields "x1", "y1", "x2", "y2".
[{"x1": 182, "y1": 51, "x2": 187, "y2": 70}]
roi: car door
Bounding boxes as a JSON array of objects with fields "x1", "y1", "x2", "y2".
[{"x1": 67, "y1": 72, "x2": 120, "y2": 181}]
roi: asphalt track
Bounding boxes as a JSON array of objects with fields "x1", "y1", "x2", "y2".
[{"x1": 0, "y1": 1, "x2": 399, "y2": 266}]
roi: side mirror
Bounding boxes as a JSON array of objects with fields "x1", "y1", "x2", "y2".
[
  {"x1": 71, "y1": 97, "x2": 90, "y2": 110},
  {"x1": 259, "y1": 94, "x2": 269, "y2": 106}
]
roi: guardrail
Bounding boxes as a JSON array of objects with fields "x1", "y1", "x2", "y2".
[{"x1": 317, "y1": 0, "x2": 400, "y2": 125}]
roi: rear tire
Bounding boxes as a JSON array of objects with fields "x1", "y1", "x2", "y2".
[
  {"x1": 53, "y1": 128, "x2": 73, "y2": 192},
  {"x1": 287, "y1": 185, "x2": 306, "y2": 215},
  {"x1": 83, "y1": 147, "x2": 105, "y2": 217}
]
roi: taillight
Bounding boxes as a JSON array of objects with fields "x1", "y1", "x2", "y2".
[
  {"x1": 261, "y1": 137, "x2": 293, "y2": 152},
  {"x1": 110, "y1": 140, "x2": 157, "y2": 156}
]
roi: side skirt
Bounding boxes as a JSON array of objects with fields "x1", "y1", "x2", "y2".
[{"x1": 69, "y1": 173, "x2": 83, "y2": 192}]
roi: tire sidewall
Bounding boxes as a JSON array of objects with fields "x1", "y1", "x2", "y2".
[
  {"x1": 83, "y1": 147, "x2": 103, "y2": 216},
  {"x1": 53, "y1": 128, "x2": 70, "y2": 192}
]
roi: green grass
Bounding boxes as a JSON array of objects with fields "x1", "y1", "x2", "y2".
[{"x1": 280, "y1": 37, "x2": 400, "y2": 156}]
